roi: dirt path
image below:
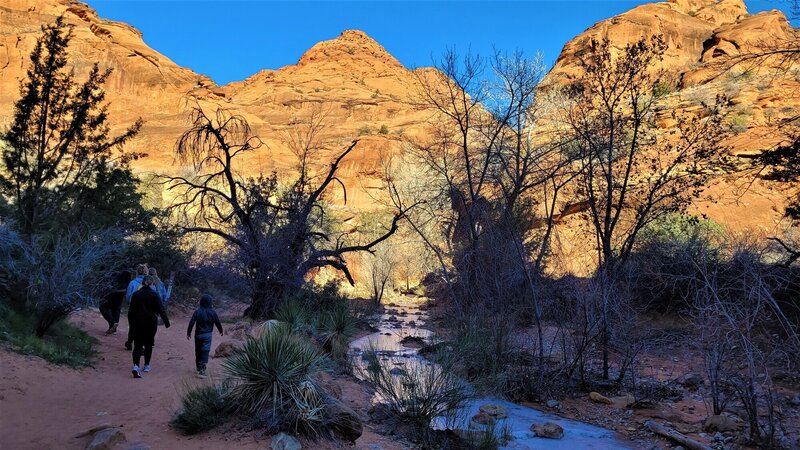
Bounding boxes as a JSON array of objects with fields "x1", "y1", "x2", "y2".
[{"x1": 0, "y1": 308, "x2": 405, "y2": 450}]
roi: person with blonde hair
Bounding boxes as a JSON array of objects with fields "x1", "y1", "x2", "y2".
[
  {"x1": 129, "y1": 275, "x2": 170, "y2": 378},
  {"x1": 148, "y1": 267, "x2": 172, "y2": 306}
]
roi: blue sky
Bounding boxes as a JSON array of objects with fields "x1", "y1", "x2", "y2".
[{"x1": 85, "y1": 1, "x2": 787, "y2": 85}]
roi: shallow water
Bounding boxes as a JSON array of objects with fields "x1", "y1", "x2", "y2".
[{"x1": 349, "y1": 297, "x2": 636, "y2": 449}]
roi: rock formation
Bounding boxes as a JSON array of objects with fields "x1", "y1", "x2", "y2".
[{"x1": 1, "y1": 0, "x2": 797, "y2": 244}]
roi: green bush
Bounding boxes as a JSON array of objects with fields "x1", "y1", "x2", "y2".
[
  {"x1": 652, "y1": 81, "x2": 673, "y2": 98},
  {"x1": 0, "y1": 304, "x2": 95, "y2": 367},
  {"x1": 378, "y1": 124, "x2": 389, "y2": 135},
  {"x1": 628, "y1": 213, "x2": 725, "y2": 313},
  {"x1": 171, "y1": 383, "x2": 232, "y2": 434},
  {"x1": 223, "y1": 323, "x2": 330, "y2": 436}
]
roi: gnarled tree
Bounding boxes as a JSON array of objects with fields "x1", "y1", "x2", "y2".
[{"x1": 166, "y1": 103, "x2": 408, "y2": 319}]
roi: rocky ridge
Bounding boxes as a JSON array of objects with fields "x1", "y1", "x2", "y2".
[{"x1": 1, "y1": 0, "x2": 797, "y2": 232}]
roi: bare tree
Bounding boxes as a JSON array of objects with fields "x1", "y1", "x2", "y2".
[
  {"x1": 560, "y1": 36, "x2": 727, "y2": 378},
  {"x1": 406, "y1": 49, "x2": 578, "y2": 320},
  {"x1": 165, "y1": 102, "x2": 410, "y2": 319}
]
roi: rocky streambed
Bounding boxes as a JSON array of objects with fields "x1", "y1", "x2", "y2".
[{"x1": 349, "y1": 297, "x2": 636, "y2": 449}]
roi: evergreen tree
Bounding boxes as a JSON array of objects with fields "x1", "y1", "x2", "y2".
[{"x1": 0, "y1": 16, "x2": 142, "y2": 236}]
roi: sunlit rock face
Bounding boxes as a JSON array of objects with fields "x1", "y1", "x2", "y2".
[
  {"x1": 538, "y1": 0, "x2": 799, "y2": 248},
  {"x1": 1, "y1": 0, "x2": 797, "y2": 257}
]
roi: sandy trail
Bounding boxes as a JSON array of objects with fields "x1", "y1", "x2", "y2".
[{"x1": 0, "y1": 308, "x2": 403, "y2": 450}]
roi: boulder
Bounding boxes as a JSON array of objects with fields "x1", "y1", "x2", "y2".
[
  {"x1": 325, "y1": 395, "x2": 363, "y2": 442},
  {"x1": 271, "y1": 432, "x2": 302, "y2": 450},
  {"x1": 703, "y1": 415, "x2": 740, "y2": 432},
  {"x1": 470, "y1": 411, "x2": 496, "y2": 427},
  {"x1": 213, "y1": 341, "x2": 240, "y2": 358},
  {"x1": 73, "y1": 423, "x2": 115, "y2": 439},
  {"x1": 589, "y1": 392, "x2": 613, "y2": 404},
  {"x1": 531, "y1": 422, "x2": 565, "y2": 439},
  {"x1": 85, "y1": 427, "x2": 125, "y2": 450},
  {"x1": 678, "y1": 373, "x2": 704, "y2": 391},
  {"x1": 479, "y1": 403, "x2": 508, "y2": 419},
  {"x1": 610, "y1": 393, "x2": 636, "y2": 408}
]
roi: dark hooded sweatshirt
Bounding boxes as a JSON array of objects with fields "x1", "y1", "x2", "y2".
[
  {"x1": 128, "y1": 285, "x2": 170, "y2": 344},
  {"x1": 187, "y1": 295, "x2": 223, "y2": 336}
]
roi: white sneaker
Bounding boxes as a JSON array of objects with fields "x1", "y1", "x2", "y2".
[
  {"x1": 132, "y1": 365, "x2": 142, "y2": 378},
  {"x1": 143, "y1": 365, "x2": 152, "y2": 372}
]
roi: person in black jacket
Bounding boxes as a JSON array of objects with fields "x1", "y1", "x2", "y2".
[
  {"x1": 99, "y1": 269, "x2": 131, "y2": 334},
  {"x1": 187, "y1": 293, "x2": 223, "y2": 378},
  {"x1": 129, "y1": 275, "x2": 170, "y2": 378}
]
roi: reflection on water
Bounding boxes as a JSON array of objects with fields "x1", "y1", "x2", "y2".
[{"x1": 349, "y1": 297, "x2": 637, "y2": 449}]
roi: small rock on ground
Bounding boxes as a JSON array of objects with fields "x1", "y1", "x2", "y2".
[
  {"x1": 479, "y1": 403, "x2": 508, "y2": 419},
  {"x1": 530, "y1": 422, "x2": 564, "y2": 439},
  {"x1": 271, "y1": 432, "x2": 302, "y2": 450},
  {"x1": 589, "y1": 392, "x2": 613, "y2": 405},
  {"x1": 85, "y1": 427, "x2": 125, "y2": 450},
  {"x1": 546, "y1": 399, "x2": 560, "y2": 409}
]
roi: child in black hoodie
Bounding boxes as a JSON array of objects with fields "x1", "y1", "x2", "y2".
[{"x1": 187, "y1": 293, "x2": 223, "y2": 378}]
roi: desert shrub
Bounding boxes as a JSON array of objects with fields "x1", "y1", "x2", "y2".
[
  {"x1": 627, "y1": 214, "x2": 725, "y2": 313},
  {"x1": 378, "y1": 124, "x2": 389, "y2": 135},
  {"x1": 449, "y1": 315, "x2": 518, "y2": 395},
  {"x1": 171, "y1": 383, "x2": 232, "y2": 434},
  {"x1": 359, "y1": 350, "x2": 470, "y2": 432},
  {"x1": 289, "y1": 282, "x2": 348, "y2": 312},
  {"x1": 652, "y1": 81, "x2": 674, "y2": 97},
  {"x1": 223, "y1": 323, "x2": 330, "y2": 436},
  {"x1": 691, "y1": 241, "x2": 800, "y2": 447},
  {"x1": 3, "y1": 227, "x2": 123, "y2": 336},
  {"x1": 0, "y1": 303, "x2": 95, "y2": 367},
  {"x1": 725, "y1": 112, "x2": 750, "y2": 132},
  {"x1": 357, "y1": 125, "x2": 372, "y2": 136}
]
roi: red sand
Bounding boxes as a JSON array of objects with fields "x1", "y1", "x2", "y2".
[{"x1": 0, "y1": 308, "x2": 404, "y2": 450}]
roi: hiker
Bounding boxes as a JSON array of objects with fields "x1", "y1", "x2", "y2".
[
  {"x1": 187, "y1": 293, "x2": 223, "y2": 378},
  {"x1": 148, "y1": 267, "x2": 172, "y2": 307},
  {"x1": 124, "y1": 264, "x2": 148, "y2": 350},
  {"x1": 129, "y1": 275, "x2": 170, "y2": 378},
  {"x1": 99, "y1": 270, "x2": 131, "y2": 334}
]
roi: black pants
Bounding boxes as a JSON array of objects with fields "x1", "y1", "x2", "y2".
[
  {"x1": 132, "y1": 322, "x2": 157, "y2": 367},
  {"x1": 195, "y1": 332, "x2": 212, "y2": 371},
  {"x1": 132, "y1": 339, "x2": 153, "y2": 367},
  {"x1": 99, "y1": 292, "x2": 123, "y2": 328}
]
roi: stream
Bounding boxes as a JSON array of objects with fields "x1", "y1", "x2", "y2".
[{"x1": 349, "y1": 297, "x2": 637, "y2": 449}]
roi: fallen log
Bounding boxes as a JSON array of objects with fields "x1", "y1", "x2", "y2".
[{"x1": 644, "y1": 420, "x2": 712, "y2": 450}]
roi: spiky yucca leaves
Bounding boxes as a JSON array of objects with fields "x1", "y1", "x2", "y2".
[
  {"x1": 276, "y1": 299, "x2": 310, "y2": 332},
  {"x1": 317, "y1": 306, "x2": 359, "y2": 361},
  {"x1": 171, "y1": 383, "x2": 232, "y2": 434},
  {"x1": 223, "y1": 323, "x2": 330, "y2": 435}
]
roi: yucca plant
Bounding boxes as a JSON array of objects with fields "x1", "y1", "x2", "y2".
[
  {"x1": 223, "y1": 323, "x2": 330, "y2": 435},
  {"x1": 276, "y1": 299, "x2": 310, "y2": 332},
  {"x1": 317, "y1": 306, "x2": 358, "y2": 361}
]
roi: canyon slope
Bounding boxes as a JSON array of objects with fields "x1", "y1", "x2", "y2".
[{"x1": 1, "y1": 0, "x2": 798, "y2": 232}]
